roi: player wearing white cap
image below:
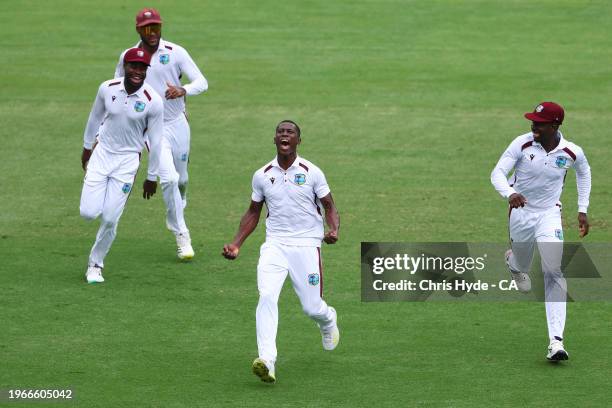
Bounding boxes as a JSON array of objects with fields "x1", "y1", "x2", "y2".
[
  {"x1": 115, "y1": 8, "x2": 208, "y2": 260},
  {"x1": 80, "y1": 48, "x2": 164, "y2": 283},
  {"x1": 222, "y1": 120, "x2": 340, "y2": 384},
  {"x1": 491, "y1": 102, "x2": 591, "y2": 361}
]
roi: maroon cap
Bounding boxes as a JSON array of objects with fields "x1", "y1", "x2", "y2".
[
  {"x1": 136, "y1": 8, "x2": 162, "y2": 27},
  {"x1": 123, "y1": 48, "x2": 151, "y2": 66},
  {"x1": 524, "y1": 102, "x2": 564, "y2": 124}
]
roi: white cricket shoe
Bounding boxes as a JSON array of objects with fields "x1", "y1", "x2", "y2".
[
  {"x1": 547, "y1": 339, "x2": 569, "y2": 361},
  {"x1": 252, "y1": 358, "x2": 275, "y2": 383},
  {"x1": 319, "y1": 307, "x2": 340, "y2": 351},
  {"x1": 505, "y1": 249, "x2": 531, "y2": 293},
  {"x1": 85, "y1": 265, "x2": 104, "y2": 284},
  {"x1": 176, "y1": 232, "x2": 195, "y2": 260}
]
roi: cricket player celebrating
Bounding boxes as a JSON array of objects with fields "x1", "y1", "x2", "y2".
[
  {"x1": 80, "y1": 48, "x2": 163, "y2": 283},
  {"x1": 491, "y1": 102, "x2": 591, "y2": 361},
  {"x1": 222, "y1": 120, "x2": 340, "y2": 384},
  {"x1": 115, "y1": 8, "x2": 208, "y2": 260}
]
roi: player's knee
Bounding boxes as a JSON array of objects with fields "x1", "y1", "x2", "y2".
[
  {"x1": 178, "y1": 173, "x2": 188, "y2": 186},
  {"x1": 100, "y1": 212, "x2": 119, "y2": 227},
  {"x1": 160, "y1": 179, "x2": 179, "y2": 190},
  {"x1": 80, "y1": 205, "x2": 99, "y2": 221},
  {"x1": 543, "y1": 268, "x2": 563, "y2": 279},
  {"x1": 257, "y1": 291, "x2": 279, "y2": 306},
  {"x1": 160, "y1": 170, "x2": 179, "y2": 185}
]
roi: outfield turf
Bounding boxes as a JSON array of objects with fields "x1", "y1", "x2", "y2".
[{"x1": 1, "y1": 0, "x2": 611, "y2": 407}]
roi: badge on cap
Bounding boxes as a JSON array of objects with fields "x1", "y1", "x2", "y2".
[
  {"x1": 536, "y1": 105, "x2": 544, "y2": 112},
  {"x1": 144, "y1": 11, "x2": 152, "y2": 18},
  {"x1": 137, "y1": 50, "x2": 144, "y2": 57}
]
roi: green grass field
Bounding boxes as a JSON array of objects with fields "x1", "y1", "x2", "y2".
[{"x1": 2, "y1": 0, "x2": 611, "y2": 406}]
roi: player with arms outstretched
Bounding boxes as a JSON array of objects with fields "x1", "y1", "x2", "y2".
[{"x1": 223, "y1": 120, "x2": 340, "y2": 383}]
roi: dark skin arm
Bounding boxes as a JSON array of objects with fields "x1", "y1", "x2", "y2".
[
  {"x1": 508, "y1": 192, "x2": 527, "y2": 209},
  {"x1": 143, "y1": 179, "x2": 157, "y2": 199},
  {"x1": 81, "y1": 148, "x2": 92, "y2": 171},
  {"x1": 320, "y1": 193, "x2": 340, "y2": 244},
  {"x1": 222, "y1": 200, "x2": 264, "y2": 259},
  {"x1": 165, "y1": 82, "x2": 186, "y2": 100},
  {"x1": 578, "y1": 212, "x2": 589, "y2": 238}
]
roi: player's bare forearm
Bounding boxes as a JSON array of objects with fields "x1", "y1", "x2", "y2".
[
  {"x1": 81, "y1": 148, "x2": 92, "y2": 171},
  {"x1": 233, "y1": 206, "x2": 261, "y2": 246},
  {"x1": 320, "y1": 193, "x2": 339, "y2": 244},
  {"x1": 222, "y1": 200, "x2": 263, "y2": 259},
  {"x1": 578, "y1": 212, "x2": 589, "y2": 238}
]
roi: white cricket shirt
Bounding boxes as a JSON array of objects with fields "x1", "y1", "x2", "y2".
[
  {"x1": 83, "y1": 78, "x2": 164, "y2": 180},
  {"x1": 252, "y1": 156, "x2": 331, "y2": 247},
  {"x1": 491, "y1": 132, "x2": 591, "y2": 213},
  {"x1": 115, "y1": 39, "x2": 208, "y2": 122}
]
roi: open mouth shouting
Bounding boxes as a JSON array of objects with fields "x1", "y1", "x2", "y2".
[{"x1": 274, "y1": 121, "x2": 300, "y2": 155}]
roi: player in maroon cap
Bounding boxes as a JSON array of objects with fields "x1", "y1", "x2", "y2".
[
  {"x1": 114, "y1": 8, "x2": 208, "y2": 261},
  {"x1": 491, "y1": 102, "x2": 591, "y2": 361},
  {"x1": 80, "y1": 48, "x2": 164, "y2": 283}
]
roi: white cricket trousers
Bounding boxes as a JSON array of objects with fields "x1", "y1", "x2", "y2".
[
  {"x1": 158, "y1": 126, "x2": 188, "y2": 235},
  {"x1": 79, "y1": 147, "x2": 139, "y2": 268},
  {"x1": 507, "y1": 205, "x2": 566, "y2": 341},
  {"x1": 256, "y1": 242, "x2": 335, "y2": 364},
  {"x1": 163, "y1": 115, "x2": 190, "y2": 209}
]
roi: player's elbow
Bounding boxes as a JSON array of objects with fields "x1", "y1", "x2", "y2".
[
  {"x1": 200, "y1": 77, "x2": 209, "y2": 92},
  {"x1": 490, "y1": 168, "x2": 502, "y2": 187}
]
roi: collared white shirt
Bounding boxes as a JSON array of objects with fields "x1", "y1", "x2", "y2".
[
  {"x1": 83, "y1": 78, "x2": 164, "y2": 180},
  {"x1": 491, "y1": 132, "x2": 591, "y2": 213},
  {"x1": 115, "y1": 39, "x2": 208, "y2": 122},
  {"x1": 252, "y1": 156, "x2": 331, "y2": 246}
]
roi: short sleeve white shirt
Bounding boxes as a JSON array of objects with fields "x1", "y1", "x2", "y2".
[{"x1": 252, "y1": 156, "x2": 330, "y2": 246}]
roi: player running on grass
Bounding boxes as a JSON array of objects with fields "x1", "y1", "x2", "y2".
[
  {"x1": 222, "y1": 120, "x2": 340, "y2": 384},
  {"x1": 491, "y1": 102, "x2": 591, "y2": 361},
  {"x1": 80, "y1": 48, "x2": 163, "y2": 283},
  {"x1": 115, "y1": 8, "x2": 208, "y2": 260}
]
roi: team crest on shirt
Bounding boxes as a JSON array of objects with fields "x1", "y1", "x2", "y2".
[
  {"x1": 159, "y1": 54, "x2": 170, "y2": 64},
  {"x1": 122, "y1": 183, "x2": 132, "y2": 194},
  {"x1": 308, "y1": 273, "x2": 320, "y2": 286},
  {"x1": 134, "y1": 101, "x2": 146, "y2": 112},
  {"x1": 555, "y1": 156, "x2": 568, "y2": 168},
  {"x1": 555, "y1": 229, "x2": 564, "y2": 240},
  {"x1": 270, "y1": 177, "x2": 275, "y2": 184},
  {"x1": 294, "y1": 173, "x2": 306, "y2": 185}
]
